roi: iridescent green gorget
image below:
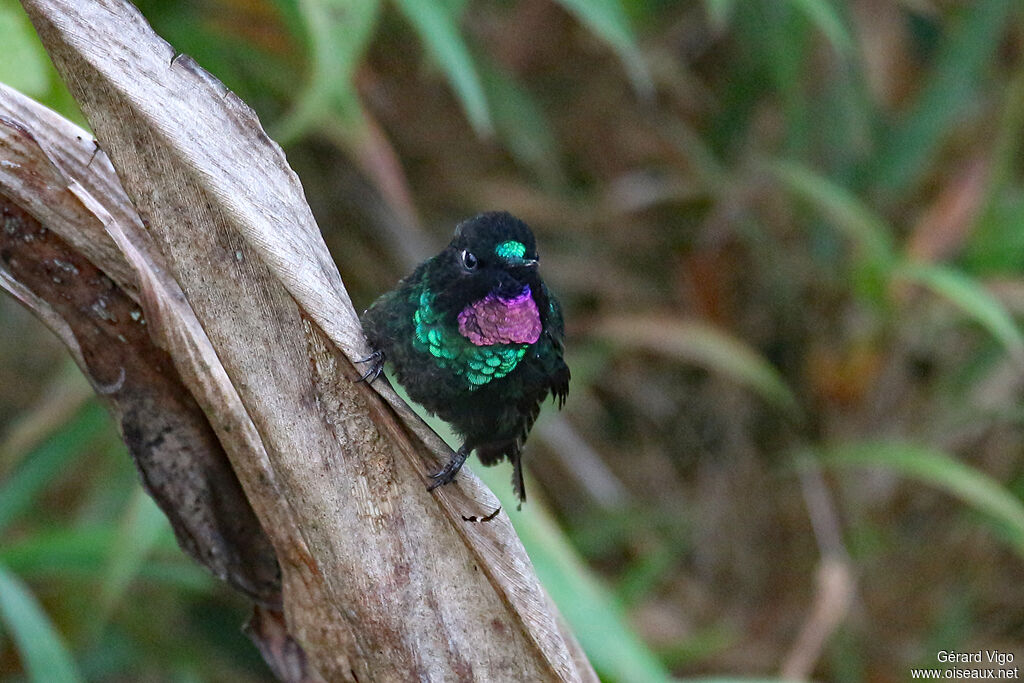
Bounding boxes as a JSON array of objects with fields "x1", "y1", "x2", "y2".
[{"x1": 411, "y1": 289, "x2": 528, "y2": 388}]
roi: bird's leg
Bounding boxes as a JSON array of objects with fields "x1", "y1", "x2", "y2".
[
  {"x1": 354, "y1": 349, "x2": 385, "y2": 383},
  {"x1": 427, "y1": 444, "x2": 471, "y2": 491}
]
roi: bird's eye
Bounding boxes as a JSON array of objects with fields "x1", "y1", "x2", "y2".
[{"x1": 461, "y1": 250, "x2": 479, "y2": 271}]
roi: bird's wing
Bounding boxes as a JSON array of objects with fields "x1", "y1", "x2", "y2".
[{"x1": 538, "y1": 284, "x2": 570, "y2": 407}]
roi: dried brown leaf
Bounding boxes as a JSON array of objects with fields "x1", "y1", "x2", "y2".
[{"x1": 0, "y1": 193, "x2": 280, "y2": 605}]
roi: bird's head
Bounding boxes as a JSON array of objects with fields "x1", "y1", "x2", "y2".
[{"x1": 426, "y1": 212, "x2": 549, "y2": 346}]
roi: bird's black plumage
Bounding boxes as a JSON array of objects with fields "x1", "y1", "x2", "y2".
[{"x1": 360, "y1": 212, "x2": 569, "y2": 503}]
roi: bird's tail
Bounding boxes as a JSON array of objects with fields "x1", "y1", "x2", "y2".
[
  {"x1": 477, "y1": 441, "x2": 528, "y2": 506},
  {"x1": 510, "y1": 452, "x2": 526, "y2": 508}
]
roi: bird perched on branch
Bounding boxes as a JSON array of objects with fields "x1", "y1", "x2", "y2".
[{"x1": 359, "y1": 212, "x2": 570, "y2": 505}]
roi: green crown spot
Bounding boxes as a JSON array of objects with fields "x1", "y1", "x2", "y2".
[{"x1": 495, "y1": 240, "x2": 526, "y2": 260}]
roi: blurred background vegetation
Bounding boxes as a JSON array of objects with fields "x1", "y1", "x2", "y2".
[{"x1": 2, "y1": 0, "x2": 1024, "y2": 680}]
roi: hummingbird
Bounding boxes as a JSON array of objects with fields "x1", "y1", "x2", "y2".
[{"x1": 359, "y1": 212, "x2": 570, "y2": 504}]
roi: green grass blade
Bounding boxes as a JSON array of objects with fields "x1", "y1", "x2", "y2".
[
  {"x1": 0, "y1": 526, "x2": 213, "y2": 592},
  {"x1": 966, "y1": 193, "x2": 1024, "y2": 275},
  {"x1": 977, "y1": 65, "x2": 1024, "y2": 226},
  {"x1": 0, "y1": 402, "x2": 109, "y2": 535},
  {"x1": 0, "y1": 0, "x2": 50, "y2": 96},
  {"x1": 868, "y1": 0, "x2": 1015, "y2": 198},
  {"x1": 393, "y1": 0, "x2": 492, "y2": 135},
  {"x1": 275, "y1": 0, "x2": 381, "y2": 143},
  {"x1": 302, "y1": 0, "x2": 380, "y2": 84},
  {"x1": 433, "y1": 0, "x2": 469, "y2": 16},
  {"x1": 786, "y1": 0, "x2": 852, "y2": 54},
  {"x1": 595, "y1": 315, "x2": 802, "y2": 418},
  {"x1": 968, "y1": 70, "x2": 1024, "y2": 274},
  {"x1": 96, "y1": 488, "x2": 172, "y2": 626},
  {"x1": 894, "y1": 262, "x2": 1024, "y2": 364},
  {"x1": 617, "y1": 544, "x2": 680, "y2": 607},
  {"x1": 702, "y1": 0, "x2": 736, "y2": 32},
  {"x1": 554, "y1": 0, "x2": 652, "y2": 97},
  {"x1": 0, "y1": 527, "x2": 114, "y2": 572},
  {"x1": 0, "y1": 564, "x2": 84, "y2": 683},
  {"x1": 475, "y1": 466, "x2": 673, "y2": 683},
  {"x1": 773, "y1": 161, "x2": 896, "y2": 270},
  {"x1": 480, "y1": 58, "x2": 563, "y2": 187},
  {"x1": 814, "y1": 442, "x2": 1024, "y2": 557}
]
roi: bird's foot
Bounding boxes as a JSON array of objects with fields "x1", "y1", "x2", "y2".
[
  {"x1": 427, "y1": 446, "x2": 470, "y2": 491},
  {"x1": 354, "y1": 349, "x2": 385, "y2": 383}
]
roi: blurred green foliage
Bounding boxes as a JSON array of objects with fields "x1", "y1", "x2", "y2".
[
  {"x1": 2, "y1": 0, "x2": 1024, "y2": 680},
  {"x1": 0, "y1": 0, "x2": 82, "y2": 125}
]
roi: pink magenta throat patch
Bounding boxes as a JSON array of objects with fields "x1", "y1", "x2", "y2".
[{"x1": 458, "y1": 286, "x2": 542, "y2": 346}]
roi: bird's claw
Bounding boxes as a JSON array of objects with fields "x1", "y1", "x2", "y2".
[
  {"x1": 426, "y1": 447, "x2": 470, "y2": 491},
  {"x1": 354, "y1": 349, "x2": 385, "y2": 383}
]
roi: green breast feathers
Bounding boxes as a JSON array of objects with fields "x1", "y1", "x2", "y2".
[{"x1": 412, "y1": 289, "x2": 529, "y2": 388}]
